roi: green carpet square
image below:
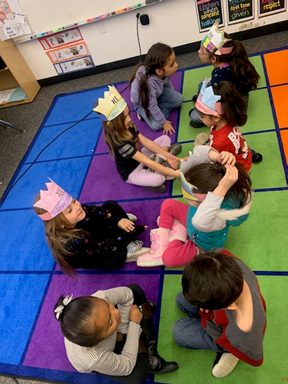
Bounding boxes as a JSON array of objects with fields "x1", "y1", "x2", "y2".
[
  {"x1": 178, "y1": 103, "x2": 210, "y2": 142},
  {"x1": 249, "y1": 55, "x2": 267, "y2": 88},
  {"x1": 182, "y1": 66, "x2": 212, "y2": 101},
  {"x1": 156, "y1": 274, "x2": 288, "y2": 384},
  {"x1": 242, "y1": 89, "x2": 275, "y2": 133},
  {"x1": 246, "y1": 131, "x2": 286, "y2": 189},
  {"x1": 225, "y1": 190, "x2": 288, "y2": 271}
]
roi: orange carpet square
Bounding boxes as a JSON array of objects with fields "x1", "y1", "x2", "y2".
[
  {"x1": 271, "y1": 84, "x2": 288, "y2": 128},
  {"x1": 280, "y1": 130, "x2": 288, "y2": 165},
  {"x1": 264, "y1": 50, "x2": 288, "y2": 86}
]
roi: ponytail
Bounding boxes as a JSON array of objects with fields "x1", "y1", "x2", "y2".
[
  {"x1": 130, "y1": 42, "x2": 173, "y2": 117},
  {"x1": 214, "y1": 81, "x2": 247, "y2": 127},
  {"x1": 215, "y1": 34, "x2": 260, "y2": 90}
]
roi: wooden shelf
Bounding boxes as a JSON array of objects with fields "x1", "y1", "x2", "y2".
[{"x1": 0, "y1": 39, "x2": 40, "y2": 108}]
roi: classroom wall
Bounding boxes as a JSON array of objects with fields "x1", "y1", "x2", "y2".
[{"x1": 14, "y1": 0, "x2": 288, "y2": 80}]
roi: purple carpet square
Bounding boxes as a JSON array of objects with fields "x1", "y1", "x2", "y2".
[
  {"x1": 23, "y1": 273, "x2": 161, "y2": 371},
  {"x1": 79, "y1": 154, "x2": 171, "y2": 203},
  {"x1": 170, "y1": 71, "x2": 183, "y2": 92}
]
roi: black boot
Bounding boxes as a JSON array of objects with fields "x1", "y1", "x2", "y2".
[{"x1": 139, "y1": 302, "x2": 179, "y2": 374}]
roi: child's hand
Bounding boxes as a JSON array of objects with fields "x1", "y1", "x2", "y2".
[
  {"x1": 180, "y1": 157, "x2": 189, "y2": 162},
  {"x1": 216, "y1": 151, "x2": 236, "y2": 165},
  {"x1": 118, "y1": 218, "x2": 135, "y2": 232},
  {"x1": 129, "y1": 305, "x2": 143, "y2": 324},
  {"x1": 218, "y1": 165, "x2": 238, "y2": 190},
  {"x1": 163, "y1": 120, "x2": 175, "y2": 136},
  {"x1": 166, "y1": 157, "x2": 178, "y2": 170},
  {"x1": 116, "y1": 333, "x2": 124, "y2": 342}
]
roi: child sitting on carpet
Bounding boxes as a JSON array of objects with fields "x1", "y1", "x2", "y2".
[
  {"x1": 130, "y1": 42, "x2": 183, "y2": 135},
  {"x1": 54, "y1": 284, "x2": 179, "y2": 384},
  {"x1": 189, "y1": 20, "x2": 262, "y2": 163},
  {"x1": 94, "y1": 85, "x2": 182, "y2": 194},
  {"x1": 174, "y1": 252, "x2": 266, "y2": 378},
  {"x1": 34, "y1": 179, "x2": 149, "y2": 276},
  {"x1": 194, "y1": 81, "x2": 252, "y2": 173},
  {"x1": 137, "y1": 146, "x2": 252, "y2": 267}
]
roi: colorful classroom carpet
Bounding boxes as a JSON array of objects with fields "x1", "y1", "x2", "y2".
[{"x1": 1, "y1": 47, "x2": 288, "y2": 384}]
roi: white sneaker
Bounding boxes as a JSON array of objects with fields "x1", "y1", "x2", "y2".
[
  {"x1": 212, "y1": 353, "x2": 239, "y2": 378},
  {"x1": 126, "y1": 241, "x2": 150, "y2": 262},
  {"x1": 127, "y1": 213, "x2": 137, "y2": 222}
]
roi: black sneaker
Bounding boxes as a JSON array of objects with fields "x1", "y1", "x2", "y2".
[
  {"x1": 168, "y1": 143, "x2": 182, "y2": 156},
  {"x1": 142, "y1": 184, "x2": 166, "y2": 193},
  {"x1": 250, "y1": 149, "x2": 263, "y2": 163},
  {"x1": 190, "y1": 121, "x2": 205, "y2": 128}
]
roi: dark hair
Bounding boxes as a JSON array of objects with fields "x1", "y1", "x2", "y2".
[
  {"x1": 34, "y1": 195, "x2": 85, "y2": 277},
  {"x1": 130, "y1": 42, "x2": 173, "y2": 118},
  {"x1": 213, "y1": 81, "x2": 247, "y2": 126},
  {"x1": 54, "y1": 296, "x2": 102, "y2": 347},
  {"x1": 182, "y1": 252, "x2": 244, "y2": 310},
  {"x1": 212, "y1": 33, "x2": 260, "y2": 91},
  {"x1": 184, "y1": 162, "x2": 252, "y2": 207}
]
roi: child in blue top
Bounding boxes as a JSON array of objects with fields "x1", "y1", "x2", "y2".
[{"x1": 130, "y1": 42, "x2": 183, "y2": 135}]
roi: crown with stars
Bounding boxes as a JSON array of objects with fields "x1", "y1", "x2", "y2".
[
  {"x1": 196, "y1": 81, "x2": 223, "y2": 116},
  {"x1": 202, "y1": 20, "x2": 233, "y2": 56},
  {"x1": 34, "y1": 178, "x2": 72, "y2": 221},
  {"x1": 93, "y1": 85, "x2": 127, "y2": 121}
]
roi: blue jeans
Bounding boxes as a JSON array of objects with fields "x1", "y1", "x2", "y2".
[
  {"x1": 135, "y1": 87, "x2": 183, "y2": 131},
  {"x1": 173, "y1": 292, "x2": 227, "y2": 353}
]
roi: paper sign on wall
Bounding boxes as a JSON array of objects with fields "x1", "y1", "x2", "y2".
[
  {"x1": 227, "y1": 0, "x2": 254, "y2": 24},
  {"x1": 54, "y1": 55, "x2": 94, "y2": 74},
  {"x1": 0, "y1": 0, "x2": 31, "y2": 40},
  {"x1": 195, "y1": 0, "x2": 224, "y2": 32},
  {"x1": 46, "y1": 42, "x2": 88, "y2": 63},
  {"x1": 258, "y1": 0, "x2": 286, "y2": 16},
  {"x1": 39, "y1": 28, "x2": 83, "y2": 50}
]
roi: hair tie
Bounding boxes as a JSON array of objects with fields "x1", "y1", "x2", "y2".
[{"x1": 54, "y1": 294, "x2": 73, "y2": 321}]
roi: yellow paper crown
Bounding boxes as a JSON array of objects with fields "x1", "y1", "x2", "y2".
[{"x1": 93, "y1": 85, "x2": 127, "y2": 121}]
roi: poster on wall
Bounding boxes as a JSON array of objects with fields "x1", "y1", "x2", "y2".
[
  {"x1": 195, "y1": 0, "x2": 224, "y2": 32},
  {"x1": 54, "y1": 55, "x2": 94, "y2": 74},
  {"x1": 0, "y1": 0, "x2": 31, "y2": 40},
  {"x1": 39, "y1": 28, "x2": 83, "y2": 50},
  {"x1": 227, "y1": 0, "x2": 254, "y2": 24},
  {"x1": 258, "y1": 0, "x2": 286, "y2": 16},
  {"x1": 46, "y1": 42, "x2": 89, "y2": 63}
]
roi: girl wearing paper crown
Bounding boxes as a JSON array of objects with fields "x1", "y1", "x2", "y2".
[
  {"x1": 94, "y1": 85, "x2": 182, "y2": 194},
  {"x1": 34, "y1": 179, "x2": 150, "y2": 276},
  {"x1": 193, "y1": 81, "x2": 252, "y2": 173},
  {"x1": 137, "y1": 146, "x2": 252, "y2": 267},
  {"x1": 189, "y1": 21, "x2": 262, "y2": 163},
  {"x1": 130, "y1": 42, "x2": 183, "y2": 135}
]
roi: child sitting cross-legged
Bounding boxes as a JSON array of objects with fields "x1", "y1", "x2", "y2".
[
  {"x1": 173, "y1": 251, "x2": 267, "y2": 378},
  {"x1": 55, "y1": 284, "x2": 179, "y2": 384}
]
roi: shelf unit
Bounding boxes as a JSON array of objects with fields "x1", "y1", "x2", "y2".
[{"x1": 0, "y1": 39, "x2": 40, "y2": 108}]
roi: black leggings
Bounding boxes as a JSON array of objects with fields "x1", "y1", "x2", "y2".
[{"x1": 98, "y1": 285, "x2": 150, "y2": 384}]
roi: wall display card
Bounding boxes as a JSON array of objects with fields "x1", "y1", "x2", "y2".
[
  {"x1": 39, "y1": 28, "x2": 83, "y2": 50},
  {"x1": 0, "y1": 0, "x2": 31, "y2": 40},
  {"x1": 54, "y1": 55, "x2": 94, "y2": 74},
  {"x1": 227, "y1": 0, "x2": 254, "y2": 24},
  {"x1": 46, "y1": 42, "x2": 88, "y2": 63},
  {"x1": 195, "y1": 0, "x2": 224, "y2": 32},
  {"x1": 258, "y1": 0, "x2": 286, "y2": 16}
]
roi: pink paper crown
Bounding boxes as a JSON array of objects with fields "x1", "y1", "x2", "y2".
[
  {"x1": 34, "y1": 178, "x2": 72, "y2": 221},
  {"x1": 196, "y1": 81, "x2": 223, "y2": 116}
]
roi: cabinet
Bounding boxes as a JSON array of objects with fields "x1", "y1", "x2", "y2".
[{"x1": 0, "y1": 39, "x2": 40, "y2": 108}]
